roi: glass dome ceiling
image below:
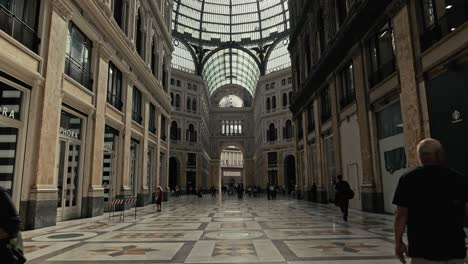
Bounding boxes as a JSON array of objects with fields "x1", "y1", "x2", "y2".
[
  {"x1": 171, "y1": 0, "x2": 291, "y2": 96},
  {"x1": 173, "y1": 0, "x2": 289, "y2": 46}
]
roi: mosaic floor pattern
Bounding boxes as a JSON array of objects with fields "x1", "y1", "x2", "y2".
[{"x1": 22, "y1": 195, "x2": 468, "y2": 264}]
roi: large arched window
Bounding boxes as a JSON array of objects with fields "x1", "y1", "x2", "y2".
[
  {"x1": 187, "y1": 124, "x2": 197, "y2": 143},
  {"x1": 175, "y1": 94, "x2": 181, "y2": 108},
  {"x1": 170, "y1": 121, "x2": 180, "y2": 140},
  {"x1": 284, "y1": 120, "x2": 294, "y2": 139},
  {"x1": 266, "y1": 98, "x2": 271, "y2": 111},
  {"x1": 282, "y1": 93, "x2": 287, "y2": 107},
  {"x1": 267, "y1": 123, "x2": 277, "y2": 142},
  {"x1": 192, "y1": 98, "x2": 197, "y2": 112},
  {"x1": 135, "y1": 8, "x2": 145, "y2": 59}
]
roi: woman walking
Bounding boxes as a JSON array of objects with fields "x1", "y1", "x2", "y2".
[{"x1": 156, "y1": 186, "x2": 163, "y2": 212}]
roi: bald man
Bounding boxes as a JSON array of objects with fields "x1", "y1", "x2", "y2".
[{"x1": 393, "y1": 138, "x2": 468, "y2": 264}]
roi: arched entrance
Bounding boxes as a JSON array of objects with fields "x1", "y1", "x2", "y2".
[
  {"x1": 284, "y1": 155, "x2": 296, "y2": 194},
  {"x1": 219, "y1": 145, "x2": 244, "y2": 195},
  {"x1": 169, "y1": 157, "x2": 179, "y2": 191}
]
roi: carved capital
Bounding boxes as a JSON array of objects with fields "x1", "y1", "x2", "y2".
[{"x1": 51, "y1": 0, "x2": 73, "y2": 21}]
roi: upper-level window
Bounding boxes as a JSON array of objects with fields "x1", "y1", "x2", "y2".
[
  {"x1": 266, "y1": 97, "x2": 271, "y2": 111},
  {"x1": 320, "y1": 87, "x2": 332, "y2": 122},
  {"x1": 175, "y1": 94, "x2": 180, "y2": 108},
  {"x1": 192, "y1": 98, "x2": 197, "y2": 112},
  {"x1": 160, "y1": 115, "x2": 166, "y2": 141},
  {"x1": 221, "y1": 120, "x2": 243, "y2": 136},
  {"x1": 284, "y1": 120, "x2": 294, "y2": 139},
  {"x1": 339, "y1": 62, "x2": 355, "y2": 108},
  {"x1": 170, "y1": 92, "x2": 174, "y2": 106},
  {"x1": 193, "y1": 84, "x2": 198, "y2": 91},
  {"x1": 186, "y1": 97, "x2": 191, "y2": 111},
  {"x1": 282, "y1": 79, "x2": 286, "y2": 86},
  {"x1": 272, "y1": 96, "x2": 277, "y2": 110},
  {"x1": 282, "y1": 93, "x2": 288, "y2": 107},
  {"x1": 170, "y1": 121, "x2": 180, "y2": 140},
  {"x1": 151, "y1": 37, "x2": 159, "y2": 79},
  {"x1": 368, "y1": 22, "x2": 396, "y2": 87},
  {"x1": 307, "y1": 104, "x2": 315, "y2": 131},
  {"x1": 0, "y1": 0, "x2": 40, "y2": 52},
  {"x1": 267, "y1": 123, "x2": 277, "y2": 142},
  {"x1": 288, "y1": 77, "x2": 292, "y2": 84},
  {"x1": 149, "y1": 103, "x2": 156, "y2": 134},
  {"x1": 135, "y1": 8, "x2": 145, "y2": 59},
  {"x1": 266, "y1": 84, "x2": 270, "y2": 90},
  {"x1": 271, "y1": 82, "x2": 276, "y2": 89},
  {"x1": 65, "y1": 22, "x2": 93, "y2": 90},
  {"x1": 132, "y1": 87, "x2": 142, "y2": 124},
  {"x1": 170, "y1": 78, "x2": 175, "y2": 85},
  {"x1": 113, "y1": 0, "x2": 129, "y2": 34},
  {"x1": 297, "y1": 114, "x2": 303, "y2": 139},
  {"x1": 187, "y1": 124, "x2": 197, "y2": 143},
  {"x1": 107, "y1": 62, "x2": 123, "y2": 110},
  {"x1": 420, "y1": 0, "x2": 436, "y2": 29},
  {"x1": 187, "y1": 83, "x2": 192, "y2": 90},
  {"x1": 176, "y1": 80, "x2": 181, "y2": 87}
]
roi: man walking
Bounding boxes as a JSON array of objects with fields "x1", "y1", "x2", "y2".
[
  {"x1": 335, "y1": 175, "x2": 352, "y2": 222},
  {"x1": 393, "y1": 138, "x2": 468, "y2": 264}
]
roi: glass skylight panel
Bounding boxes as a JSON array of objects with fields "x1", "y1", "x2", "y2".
[
  {"x1": 172, "y1": 40, "x2": 196, "y2": 73},
  {"x1": 266, "y1": 38, "x2": 291, "y2": 73}
]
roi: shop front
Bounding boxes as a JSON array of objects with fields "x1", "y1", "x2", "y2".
[
  {"x1": 103, "y1": 125, "x2": 119, "y2": 211},
  {"x1": 0, "y1": 80, "x2": 29, "y2": 208},
  {"x1": 56, "y1": 108, "x2": 86, "y2": 221}
]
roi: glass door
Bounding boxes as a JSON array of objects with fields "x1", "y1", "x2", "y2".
[
  {"x1": 102, "y1": 150, "x2": 116, "y2": 211},
  {"x1": 57, "y1": 140, "x2": 82, "y2": 221},
  {"x1": 130, "y1": 140, "x2": 138, "y2": 197}
]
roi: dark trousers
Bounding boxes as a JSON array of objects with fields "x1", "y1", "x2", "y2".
[{"x1": 339, "y1": 199, "x2": 349, "y2": 220}]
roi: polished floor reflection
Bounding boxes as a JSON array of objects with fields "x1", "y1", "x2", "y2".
[{"x1": 23, "y1": 195, "x2": 467, "y2": 264}]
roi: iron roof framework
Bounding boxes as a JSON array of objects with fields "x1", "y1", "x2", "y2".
[{"x1": 172, "y1": 0, "x2": 291, "y2": 95}]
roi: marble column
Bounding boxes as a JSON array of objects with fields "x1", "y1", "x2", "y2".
[
  {"x1": 329, "y1": 79, "x2": 342, "y2": 176},
  {"x1": 353, "y1": 49, "x2": 384, "y2": 213},
  {"x1": 119, "y1": 74, "x2": 136, "y2": 197},
  {"x1": 301, "y1": 110, "x2": 311, "y2": 200},
  {"x1": 153, "y1": 108, "x2": 161, "y2": 202},
  {"x1": 138, "y1": 100, "x2": 150, "y2": 206},
  {"x1": 394, "y1": 5, "x2": 424, "y2": 167},
  {"x1": 26, "y1": 0, "x2": 72, "y2": 230},
  {"x1": 313, "y1": 99, "x2": 328, "y2": 203},
  {"x1": 83, "y1": 43, "x2": 112, "y2": 217}
]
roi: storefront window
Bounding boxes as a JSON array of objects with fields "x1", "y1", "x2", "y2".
[
  {"x1": 103, "y1": 126, "x2": 118, "y2": 203},
  {"x1": 59, "y1": 111, "x2": 82, "y2": 140},
  {"x1": 0, "y1": 126, "x2": 18, "y2": 195},
  {"x1": 130, "y1": 139, "x2": 139, "y2": 197},
  {"x1": 1, "y1": 83, "x2": 23, "y2": 120}
]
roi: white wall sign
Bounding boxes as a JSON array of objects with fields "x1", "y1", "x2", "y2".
[
  {"x1": 1, "y1": 106, "x2": 15, "y2": 119},
  {"x1": 60, "y1": 127, "x2": 79, "y2": 139}
]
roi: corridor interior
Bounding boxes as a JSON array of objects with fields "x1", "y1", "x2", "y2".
[{"x1": 23, "y1": 195, "x2": 468, "y2": 264}]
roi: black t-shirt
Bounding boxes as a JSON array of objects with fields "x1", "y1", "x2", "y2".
[{"x1": 393, "y1": 166, "x2": 468, "y2": 261}]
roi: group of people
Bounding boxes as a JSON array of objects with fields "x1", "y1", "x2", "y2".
[{"x1": 0, "y1": 138, "x2": 466, "y2": 264}]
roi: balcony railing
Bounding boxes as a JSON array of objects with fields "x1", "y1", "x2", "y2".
[
  {"x1": 420, "y1": 0, "x2": 468, "y2": 51},
  {"x1": 368, "y1": 58, "x2": 396, "y2": 88},
  {"x1": 65, "y1": 54, "x2": 94, "y2": 90},
  {"x1": 132, "y1": 111, "x2": 143, "y2": 124},
  {"x1": 107, "y1": 93, "x2": 123, "y2": 111},
  {"x1": 340, "y1": 91, "x2": 355, "y2": 108},
  {"x1": 0, "y1": 5, "x2": 40, "y2": 52}
]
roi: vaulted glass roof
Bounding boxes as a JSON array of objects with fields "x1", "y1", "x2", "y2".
[
  {"x1": 171, "y1": 0, "x2": 291, "y2": 96},
  {"x1": 202, "y1": 48, "x2": 260, "y2": 95},
  {"x1": 173, "y1": 0, "x2": 289, "y2": 46}
]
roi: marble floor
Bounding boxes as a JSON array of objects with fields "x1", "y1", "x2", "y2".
[{"x1": 23, "y1": 195, "x2": 468, "y2": 264}]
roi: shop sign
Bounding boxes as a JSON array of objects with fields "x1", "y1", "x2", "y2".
[
  {"x1": 0, "y1": 106, "x2": 15, "y2": 119},
  {"x1": 59, "y1": 127, "x2": 79, "y2": 139},
  {"x1": 104, "y1": 142, "x2": 114, "y2": 151},
  {"x1": 452, "y1": 110, "x2": 462, "y2": 124}
]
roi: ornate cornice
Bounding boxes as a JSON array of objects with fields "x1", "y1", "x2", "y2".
[{"x1": 51, "y1": 0, "x2": 73, "y2": 21}]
